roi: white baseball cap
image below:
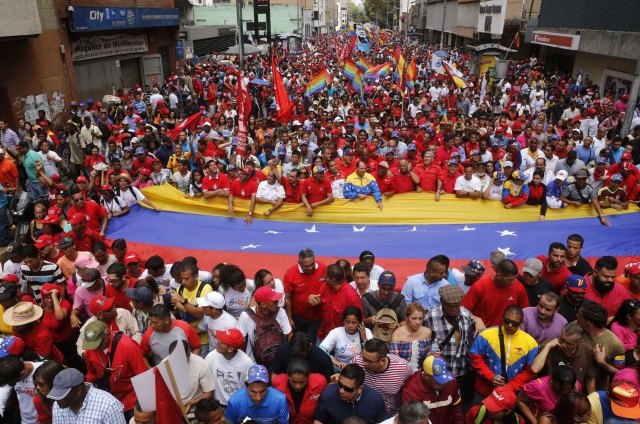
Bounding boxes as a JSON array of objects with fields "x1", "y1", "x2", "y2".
[
  {"x1": 555, "y1": 170, "x2": 569, "y2": 181},
  {"x1": 196, "y1": 291, "x2": 225, "y2": 309}
]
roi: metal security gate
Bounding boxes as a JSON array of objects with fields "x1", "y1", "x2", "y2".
[
  {"x1": 193, "y1": 34, "x2": 237, "y2": 56},
  {"x1": 120, "y1": 58, "x2": 141, "y2": 90},
  {"x1": 74, "y1": 58, "x2": 121, "y2": 103},
  {"x1": 159, "y1": 46, "x2": 171, "y2": 80}
]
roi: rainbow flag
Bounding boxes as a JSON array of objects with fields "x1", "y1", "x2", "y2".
[
  {"x1": 364, "y1": 62, "x2": 392, "y2": 80},
  {"x1": 405, "y1": 57, "x2": 417, "y2": 89},
  {"x1": 394, "y1": 53, "x2": 406, "y2": 86},
  {"x1": 344, "y1": 59, "x2": 358, "y2": 81},
  {"x1": 352, "y1": 71, "x2": 364, "y2": 102},
  {"x1": 442, "y1": 60, "x2": 469, "y2": 89},
  {"x1": 305, "y1": 70, "x2": 327, "y2": 97},
  {"x1": 357, "y1": 56, "x2": 373, "y2": 72}
]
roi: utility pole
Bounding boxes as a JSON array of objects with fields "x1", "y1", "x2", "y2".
[
  {"x1": 236, "y1": 0, "x2": 244, "y2": 68},
  {"x1": 440, "y1": 0, "x2": 447, "y2": 49}
]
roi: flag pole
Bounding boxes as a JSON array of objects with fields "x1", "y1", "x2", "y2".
[{"x1": 165, "y1": 361, "x2": 190, "y2": 423}]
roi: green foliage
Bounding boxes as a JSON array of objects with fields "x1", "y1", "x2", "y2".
[
  {"x1": 348, "y1": 1, "x2": 366, "y2": 23},
  {"x1": 363, "y1": 0, "x2": 399, "y2": 28}
]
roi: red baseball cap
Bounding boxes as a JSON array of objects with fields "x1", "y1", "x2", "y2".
[
  {"x1": 216, "y1": 329, "x2": 244, "y2": 349},
  {"x1": 629, "y1": 264, "x2": 640, "y2": 276},
  {"x1": 254, "y1": 286, "x2": 284, "y2": 303},
  {"x1": 88, "y1": 296, "x2": 115, "y2": 316},
  {"x1": 482, "y1": 386, "x2": 517, "y2": 413},
  {"x1": 40, "y1": 215, "x2": 60, "y2": 225},
  {"x1": 41, "y1": 283, "x2": 60, "y2": 296},
  {"x1": 622, "y1": 152, "x2": 633, "y2": 161},
  {"x1": 35, "y1": 235, "x2": 54, "y2": 249},
  {"x1": 124, "y1": 253, "x2": 140, "y2": 265},
  {"x1": 1, "y1": 274, "x2": 19, "y2": 284},
  {"x1": 68, "y1": 213, "x2": 86, "y2": 226},
  {"x1": 76, "y1": 176, "x2": 88, "y2": 183}
]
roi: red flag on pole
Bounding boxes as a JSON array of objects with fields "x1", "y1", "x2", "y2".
[
  {"x1": 272, "y1": 55, "x2": 295, "y2": 123},
  {"x1": 235, "y1": 74, "x2": 252, "y2": 156},
  {"x1": 166, "y1": 111, "x2": 202, "y2": 139},
  {"x1": 154, "y1": 368, "x2": 185, "y2": 424}
]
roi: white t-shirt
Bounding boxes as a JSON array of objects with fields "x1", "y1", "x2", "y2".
[
  {"x1": 101, "y1": 196, "x2": 127, "y2": 214},
  {"x1": 486, "y1": 183, "x2": 503, "y2": 201},
  {"x1": 204, "y1": 349, "x2": 254, "y2": 405},
  {"x1": 198, "y1": 310, "x2": 238, "y2": 350},
  {"x1": 117, "y1": 186, "x2": 146, "y2": 207},
  {"x1": 96, "y1": 254, "x2": 117, "y2": 279},
  {"x1": 15, "y1": 362, "x2": 42, "y2": 424},
  {"x1": 256, "y1": 181, "x2": 285, "y2": 201},
  {"x1": 369, "y1": 264, "x2": 384, "y2": 281},
  {"x1": 181, "y1": 354, "x2": 215, "y2": 405},
  {"x1": 220, "y1": 280, "x2": 255, "y2": 318},
  {"x1": 237, "y1": 307, "x2": 292, "y2": 361},
  {"x1": 39, "y1": 151, "x2": 61, "y2": 177},
  {"x1": 167, "y1": 265, "x2": 213, "y2": 290},
  {"x1": 173, "y1": 171, "x2": 191, "y2": 193},
  {"x1": 454, "y1": 175, "x2": 481, "y2": 192},
  {"x1": 349, "y1": 279, "x2": 379, "y2": 298},
  {"x1": 2, "y1": 260, "x2": 23, "y2": 281},
  {"x1": 140, "y1": 266, "x2": 173, "y2": 290},
  {"x1": 320, "y1": 326, "x2": 373, "y2": 363}
]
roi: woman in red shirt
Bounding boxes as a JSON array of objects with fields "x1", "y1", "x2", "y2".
[
  {"x1": 272, "y1": 358, "x2": 327, "y2": 424},
  {"x1": 40, "y1": 283, "x2": 84, "y2": 371},
  {"x1": 33, "y1": 360, "x2": 65, "y2": 424}
]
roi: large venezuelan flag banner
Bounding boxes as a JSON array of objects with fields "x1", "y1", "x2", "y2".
[{"x1": 107, "y1": 185, "x2": 640, "y2": 285}]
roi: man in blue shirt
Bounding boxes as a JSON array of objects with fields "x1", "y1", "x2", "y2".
[
  {"x1": 225, "y1": 365, "x2": 289, "y2": 424},
  {"x1": 401, "y1": 256, "x2": 451, "y2": 311},
  {"x1": 314, "y1": 364, "x2": 387, "y2": 423}
]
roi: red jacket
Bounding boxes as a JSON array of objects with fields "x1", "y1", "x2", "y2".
[
  {"x1": 85, "y1": 332, "x2": 149, "y2": 411},
  {"x1": 402, "y1": 371, "x2": 464, "y2": 424},
  {"x1": 272, "y1": 373, "x2": 327, "y2": 424}
]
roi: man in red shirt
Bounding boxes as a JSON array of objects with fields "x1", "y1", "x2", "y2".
[
  {"x1": 462, "y1": 259, "x2": 529, "y2": 327},
  {"x1": 435, "y1": 136, "x2": 455, "y2": 166},
  {"x1": 68, "y1": 212, "x2": 104, "y2": 252},
  {"x1": 131, "y1": 147, "x2": 154, "y2": 176},
  {"x1": 440, "y1": 159, "x2": 461, "y2": 195},
  {"x1": 336, "y1": 148, "x2": 356, "y2": 176},
  {"x1": 228, "y1": 166, "x2": 258, "y2": 225},
  {"x1": 537, "y1": 242, "x2": 573, "y2": 293},
  {"x1": 301, "y1": 165, "x2": 333, "y2": 217},
  {"x1": 105, "y1": 262, "x2": 133, "y2": 311},
  {"x1": 280, "y1": 168, "x2": 304, "y2": 203},
  {"x1": 83, "y1": 320, "x2": 148, "y2": 416},
  {"x1": 315, "y1": 264, "x2": 362, "y2": 341},
  {"x1": 584, "y1": 256, "x2": 631, "y2": 317},
  {"x1": 68, "y1": 190, "x2": 108, "y2": 236},
  {"x1": 392, "y1": 159, "x2": 415, "y2": 194},
  {"x1": 283, "y1": 248, "x2": 327, "y2": 344},
  {"x1": 375, "y1": 161, "x2": 396, "y2": 196},
  {"x1": 412, "y1": 151, "x2": 442, "y2": 193},
  {"x1": 202, "y1": 159, "x2": 230, "y2": 198}
]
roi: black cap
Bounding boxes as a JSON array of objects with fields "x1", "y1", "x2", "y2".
[
  {"x1": 359, "y1": 250, "x2": 375, "y2": 261},
  {"x1": 0, "y1": 282, "x2": 18, "y2": 301}
]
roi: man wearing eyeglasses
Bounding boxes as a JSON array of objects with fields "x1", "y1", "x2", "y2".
[
  {"x1": 313, "y1": 363, "x2": 387, "y2": 424},
  {"x1": 470, "y1": 305, "x2": 538, "y2": 403},
  {"x1": 351, "y1": 338, "x2": 413, "y2": 416}
]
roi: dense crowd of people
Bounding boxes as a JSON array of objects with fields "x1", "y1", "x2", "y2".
[{"x1": 0, "y1": 29, "x2": 639, "y2": 424}]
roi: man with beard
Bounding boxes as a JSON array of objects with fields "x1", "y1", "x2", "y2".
[
  {"x1": 520, "y1": 292, "x2": 567, "y2": 344},
  {"x1": 557, "y1": 274, "x2": 588, "y2": 322},
  {"x1": 584, "y1": 256, "x2": 631, "y2": 317},
  {"x1": 537, "y1": 242, "x2": 573, "y2": 293}
]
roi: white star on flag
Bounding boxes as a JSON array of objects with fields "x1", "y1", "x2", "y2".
[
  {"x1": 496, "y1": 230, "x2": 517, "y2": 237},
  {"x1": 498, "y1": 247, "x2": 515, "y2": 256},
  {"x1": 240, "y1": 244, "x2": 262, "y2": 250}
]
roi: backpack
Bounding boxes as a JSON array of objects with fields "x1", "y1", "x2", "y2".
[
  {"x1": 177, "y1": 282, "x2": 207, "y2": 324},
  {"x1": 364, "y1": 292, "x2": 404, "y2": 344},
  {"x1": 245, "y1": 308, "x2": 285, "y2": 366}
]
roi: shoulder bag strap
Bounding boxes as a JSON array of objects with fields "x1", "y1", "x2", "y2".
[
  {"x1": 498, "y1": 327, "x2": 508, "y2": 380},
  {"x1": 108, "y1": 331, "x2": 123, "y2": 367},
  {"x1": 437, "y1": 315, "x2": 460, "y2": 351}
]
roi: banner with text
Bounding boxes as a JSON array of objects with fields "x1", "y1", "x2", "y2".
[{"x1": 72, "y1": 34, "x2": 148, "y2": 61}]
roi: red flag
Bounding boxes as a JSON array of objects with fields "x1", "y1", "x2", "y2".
[
  {"x1": 154, "y1": 368, "x2": 184, "y2": 424},
  {"x1": 166, "y1": 111, "x2": 202, "y2": 139},
  {"x1": 235, "y1": 74, "x2": 252, "y2": 156},
  {"x1": 272, "y1": 56, "x2": 295, "y2": 123}
]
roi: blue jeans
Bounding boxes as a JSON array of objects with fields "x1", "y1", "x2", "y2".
[
  {"x1": 0, "y1": 206, "x2": 8, "y2": 246},
  {"x1": 27, "y1": 180, "x2": 49, "y2": 201}
]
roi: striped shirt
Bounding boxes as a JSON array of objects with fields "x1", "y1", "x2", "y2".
[
  {"x1": 20, "y1": 260, "x2": 65, "y2": 302},
  {"x1": 352, "y1": 353, "x2": 413, "y2": 416}
]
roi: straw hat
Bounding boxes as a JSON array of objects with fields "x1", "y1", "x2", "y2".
[{"x1": 3, "y1": 302, "x2": 43, "y2": 326}]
